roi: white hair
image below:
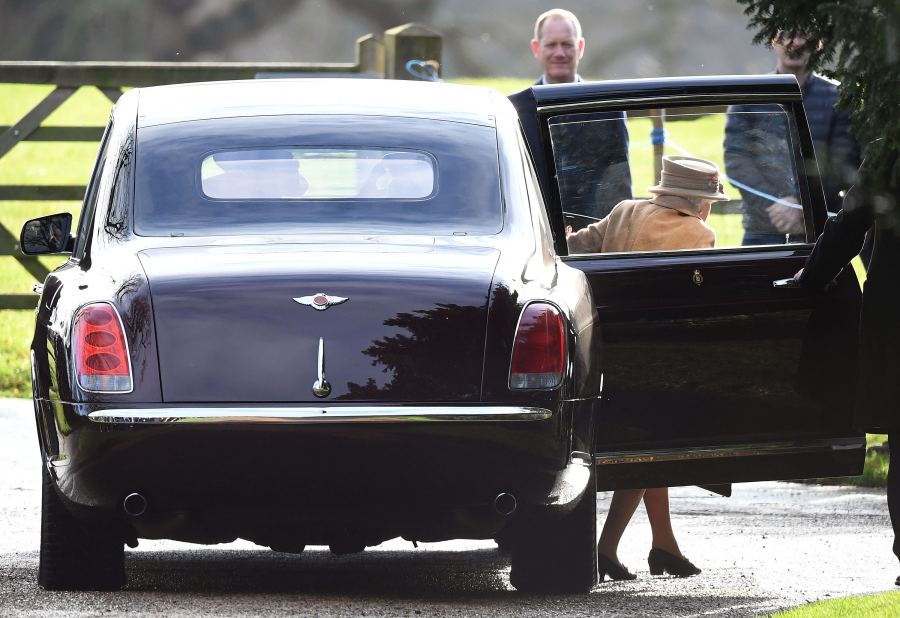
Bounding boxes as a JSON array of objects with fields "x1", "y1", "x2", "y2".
[{"x1": 534, "y1": 8, "x2": 582, "y2": 41}]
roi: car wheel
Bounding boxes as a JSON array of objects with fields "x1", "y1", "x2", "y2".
[
  {"x1": 508, "y1": 467, "x2": 597, "y2": 593},
  {"x1": 38, "y1": 466, "x2": 125, "y2": 591}
]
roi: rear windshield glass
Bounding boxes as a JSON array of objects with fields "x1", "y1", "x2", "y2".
[
  {"x1": 134, "y1": 115, "x2": 502, "y2": 236},
  {"x1": 200, "y1": 148, "x2": 436, "y2": 200}
]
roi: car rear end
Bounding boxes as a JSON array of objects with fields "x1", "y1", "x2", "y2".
[{"x1": 40, "y1": 83, "x2": 586, "y2": 553}]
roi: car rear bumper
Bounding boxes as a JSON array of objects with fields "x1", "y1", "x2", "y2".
[
  {"x1": 38, "y1": 400, "x2": 593, "y2": 545},
  {"x1": 86, "y1": 405, "x2": 553, "y2": 424}
]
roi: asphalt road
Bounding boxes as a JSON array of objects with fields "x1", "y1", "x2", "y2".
[{"x1": 0, "y1": 398, "x2": 895, "y2": 617}]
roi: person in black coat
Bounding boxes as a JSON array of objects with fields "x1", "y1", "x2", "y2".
[{"x1": 796, "y1": 156, "x2": 900, "y2": 583}]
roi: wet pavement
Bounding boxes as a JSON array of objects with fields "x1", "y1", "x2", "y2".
[{"x1": 0, "y1": 398, "x2": 895, "y2": 616}]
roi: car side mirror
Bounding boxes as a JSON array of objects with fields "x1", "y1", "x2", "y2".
[{"x1": 20, "y1": 213, "x2": 74, "y2": 255}]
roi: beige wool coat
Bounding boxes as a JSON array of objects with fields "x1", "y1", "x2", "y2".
[{"x1": 566, "y1": 194, "x2": 716, "y2": 254}]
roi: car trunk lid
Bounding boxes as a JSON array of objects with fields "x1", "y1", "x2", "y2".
[{"x1": 138, "y1": 242, "x2": 499, "y2": 403}]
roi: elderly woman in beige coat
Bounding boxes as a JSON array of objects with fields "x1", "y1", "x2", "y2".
[{"x1": 568, "y1": 155, "x2": 729, "y2": 581}]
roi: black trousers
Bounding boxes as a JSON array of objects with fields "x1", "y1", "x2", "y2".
[{"x1": 890, "y1": 433, "x2": 900, "y2": 563}]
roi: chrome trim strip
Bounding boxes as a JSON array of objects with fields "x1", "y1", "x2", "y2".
[
  {"x1": 311, "y1": 337, "x2": 331, "y2": 398},
  {"x1": 88, "y1": 406, "x2": 553, "y2": 425},
  {"x1": 595, "y1": 439, "x2": 864, "y2": 465}
]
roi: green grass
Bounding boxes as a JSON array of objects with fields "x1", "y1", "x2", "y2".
[
  {"x1": 855, "y1": 434, "x2": 889, "y2": 487},
  {"x1": 626, "y1": 114, "x2": 742, "y2": 202},
  {"x1": 0, "y1": 84, "x2": 113, "y2": 125},
  {"x1": 771, "y1": 591, "x2": 900, "y2": 617},
  {"x1": 0, "y1": 309, "x2": 33, "y2": 398},
  {"x1": 1, "y1": 84, "x2": 106, "y2": 297},
  {"x1": 856, "y1": 449, "x2": 890, "y2": 486},
  {"x1": 707, "y1": 212, "x2": 743, "y2": 248}
]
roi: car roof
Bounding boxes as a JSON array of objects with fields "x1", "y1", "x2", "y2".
[{"x1": 135, "y1": 79, "x2": 500, "y2": 128}]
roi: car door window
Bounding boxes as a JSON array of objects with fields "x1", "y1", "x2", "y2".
[
  {"x1": 72, "y1": 122, "x2": 113, "y2": 259},
  {"x1": 548, "y1": 104, "x2": 807, "y2": 253}
]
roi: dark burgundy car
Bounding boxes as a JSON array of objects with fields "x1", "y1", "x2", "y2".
[{"x1": 22, "y1": 76, "x2": 863, "y2": 593}]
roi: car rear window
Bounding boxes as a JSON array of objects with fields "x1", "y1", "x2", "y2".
[
  {"x1": 134, "y1": 115, "x2": 502, "y2": 236},
  {"x1": 200, "y1": 148, "x2": 436, "y2": 201}
]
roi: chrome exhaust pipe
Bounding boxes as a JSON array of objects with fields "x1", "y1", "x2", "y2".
[
  {"x1": 493, "y1": 492, "x2": 517, "y2": 516},
  {"x1": 122, "y1": 492, "x2": 148, "y2": 517}
]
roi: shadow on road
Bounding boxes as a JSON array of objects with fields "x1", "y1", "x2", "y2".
[
  {"x1": 125, "y1": 547, "x2": 510, "y2": 596},
  {"x1": 9, "y1": 546, "x2": 782, "y2": 616}
]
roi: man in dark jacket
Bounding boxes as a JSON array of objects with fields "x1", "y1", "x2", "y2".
[
  {"x1": 796, "y1": 156, "x2": 900, "y2": 584},
  {"x1": 530, "y1": 9, "x2": 631, "y2": 221},
  {"x1": 724, "y1": 32, "x2": 860, "y2": 246}
]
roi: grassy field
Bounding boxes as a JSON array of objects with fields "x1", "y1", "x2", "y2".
[{"x1": 772, "y1": 590, "x2": 900, "y2": 617}]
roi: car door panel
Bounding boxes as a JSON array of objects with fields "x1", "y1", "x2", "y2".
[
  {"x1": 512, "y1": 76, "x2": 865, "y2": 489},
  {"x1": 570, "y1": 251, "x2": 860, "y2": 451}
]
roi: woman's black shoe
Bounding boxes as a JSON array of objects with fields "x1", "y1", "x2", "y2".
[
  {"x1": 648, "y1": 548, "x2": 701, "y2": 577},
  {"x1": 597, "y1": 552, "x2": 637, "y2": 581}
]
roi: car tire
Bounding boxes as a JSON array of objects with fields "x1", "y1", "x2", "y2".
[
  {"x1": 508, "y1": 467, "x2": 597, "y2": 593},
  {"x1": 38, "y1": 466, "x2": 126, "y2": 591}
]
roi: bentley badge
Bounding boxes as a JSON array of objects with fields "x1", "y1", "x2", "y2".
[{"x1": 293, "y1": 293, "x2": 348, "y2": 311}]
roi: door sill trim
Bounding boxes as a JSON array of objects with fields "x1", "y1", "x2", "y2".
[{"x1": 595, "y1": 438, "x2": 864, "y2": 465}]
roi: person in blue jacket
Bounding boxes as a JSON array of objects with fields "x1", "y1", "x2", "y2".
[{"x1": 725, "y1": 31, "x2": 860, "y2": 247}]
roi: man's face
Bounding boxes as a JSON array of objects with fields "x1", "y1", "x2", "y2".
[
  {"x1": 531, "y1": 17, "x2": 584, "y2": 84},
  {"x1": 772, "y1": 32, "x2": 812, "y2": 73}
]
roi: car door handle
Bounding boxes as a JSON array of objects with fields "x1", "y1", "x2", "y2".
[{"x1": 772, "y1": 277, "x2": 799, "y2": 289}]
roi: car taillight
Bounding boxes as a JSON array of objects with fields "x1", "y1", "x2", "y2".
[
  {"x1": 509, "y1": 302, "x2": 565, "y2": 390},
  {"x1": 73, "y1": 303, "x2": 133, "y2": 393}
]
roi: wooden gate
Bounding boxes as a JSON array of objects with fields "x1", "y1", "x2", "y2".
[{"x1": 0, "y1": 23, "x2": 441, "y2": 309}]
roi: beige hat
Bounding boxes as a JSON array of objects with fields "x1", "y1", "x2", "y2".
[{"x1": 648, "y1": 155, "x2": 730, "y2": 201}]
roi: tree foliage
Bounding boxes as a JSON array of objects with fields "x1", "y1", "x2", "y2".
[{"x1": 737, "y1": 0, "x2": 899, "y2": 220}]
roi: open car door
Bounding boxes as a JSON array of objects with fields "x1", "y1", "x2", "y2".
[{"x1": 512, "y1": 75, "x2": 864, "y2": 491}]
